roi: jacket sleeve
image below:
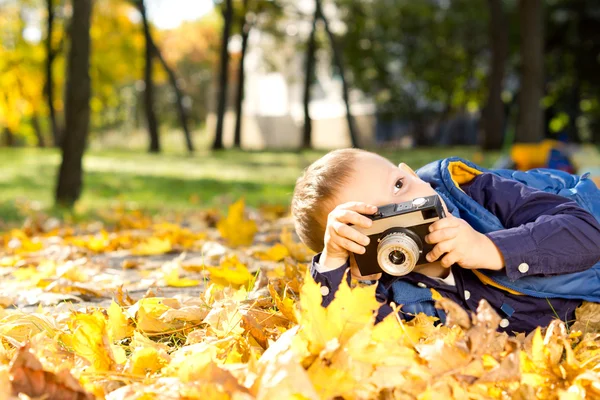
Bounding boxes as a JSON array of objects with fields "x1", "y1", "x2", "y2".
[
  {"x1": 309, "y1": 253, "x2": 351, "y2": 307},
  {"x1": 462, "y1": 173, "x2": 600, "y2": 281}
]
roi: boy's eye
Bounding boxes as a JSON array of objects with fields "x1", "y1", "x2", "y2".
[{"x1": 393, "y1": 178, "x2": 404, "y2": 194}]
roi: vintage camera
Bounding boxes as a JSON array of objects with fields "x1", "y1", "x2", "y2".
[{"x1": 354, "y1": 195, "x2": 446, "y2": 276}]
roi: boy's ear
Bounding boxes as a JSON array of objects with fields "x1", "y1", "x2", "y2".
[{"x1": 398, "y1": 163, "x2": 419, "y2": 178}]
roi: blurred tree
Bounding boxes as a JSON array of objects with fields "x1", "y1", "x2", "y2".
[
  {"x1": 213, "y1": 0, "x2": 234, "y2": 151},
  {"x1": 136, "y1": 0, "x2": 161, "y2": 153},
  {"x1": 316, "y1": 0, "x2": 359, "y2": 147},
  {"x1": 0, "y1": 1, "x2": 49, "y2": 147},
  {"x1": 232, "y1": 0, "x2": 250, "y2": 149},
  {"x1": 159, "y1": 15, "x2": 221, "y2": 126},
  {"x1": 544, "y1": 0, "x2": 600, "y2": 144},
  {"x1": 337, "y1": 0, "x2": 488, "y2": 145},
  {"x1": 45, "y1": 0, "x2": 64, "y2": 146},
  {"x1": 482, "y1": 0, "x2": 508, "y2": 150},
  {"x1": 55, "y1": 0, "x2": 93, "y2": 206},
  {"x1": 516, "y1": 0, "x2": 544, "y2": 143},
  {"x1": 302, "y1": 3, "x2": 318, "y2": 149},
  {"x1": 132, "y1": 0, "x2": 194, "y2": 153}
]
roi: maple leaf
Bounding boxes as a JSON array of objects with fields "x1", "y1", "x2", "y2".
[
  {"x1": 131, "y1": 237, "x2": 172, "y2": 256},
  {"x1": 127, "y1": 347, "x2": 169, "y2": 376},
  {"x1": 127, "y1": 298, "x2": 178, "y2": 334},
  {"x1": 9, "y1": 345, "x2": 94, "y2": 400},
  {"x1": 217, "y1": 198, "x2": 257, "y2": 247},
  {"x1": 207, "y1": 255, "x2": 254, "y2": 288},
  {"x1": 297, "y1": 270, "x2": 380, "y2": 354},
  {"x1": 61, "y1": 311, "x2": 115, "y2": 372},
  {"x1": 162, "y1": 257, "x2": 200, "y2": 288},
  {"x1": 280, "y1": 227, "x2": 315, "y2": 262},
  {"x1": 107, "y1": 301, "x2": 134, "y2": 342}
]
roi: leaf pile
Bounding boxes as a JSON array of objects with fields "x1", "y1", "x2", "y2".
[{"x1": 2, "y1": 199, "x2": 600, "y2": 399}]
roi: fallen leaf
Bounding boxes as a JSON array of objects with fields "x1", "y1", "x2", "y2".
[
  {"x1": 217, "y1": 199, "x2": 257, "y2": 247},
  {"x1": 207, "y1": 255, "x2": 254, "y2": 289},
  {"x1": 131, "y1": 237, "x2": 172, "y2": 256},
  {"x1": 107, "y1": 301, "x2": 133, "y2": 342},
  {"x1": 9, "y1": 345, "x2": 94, "y2": 400},
  {"x1": 60, "y1": 311, "x2": 115, "y2": 372}
]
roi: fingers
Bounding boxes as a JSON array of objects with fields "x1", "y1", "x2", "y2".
[
  {"x1": 330, "y1": 208, "x2": 374, "y2": 229},
  {"x1": 333, "y1": 222, "x2": 370, "y2": 246},
  {"x1": 428, "y1": 215, "x2": 460, "y2": 232},
  {"x1": 426, "y1": 239, "x2": 454, "y2": 262},
  {"x1": 425, "y1": 227, "x2": 459, "y2": 244},
  {"x1": 336, "y1": 236, "x2": 367, "y2": 254},
  {"x1": 337, "y1": 202, "x2": 378, "y2": 214},
  {"x1": 440, "y1": 252, "x2": 459, "y2": 268}
]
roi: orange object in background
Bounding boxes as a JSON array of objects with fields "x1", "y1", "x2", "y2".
[{"x1": 510, "y1": 140, "x2": 560, "y2": 171}]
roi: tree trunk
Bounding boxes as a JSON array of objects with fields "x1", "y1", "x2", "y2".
[
  {"x1": 32, "y1": 113, "x2": 46, "y2": 148},
  {"x1": 3, "y1": 128, "x2": 14, "y2": 147},
  {"x1": 316, "y1": 0, "x2": 360, "y2": 148},
  {"x1": 516, "y1": 0, "x2": 545, "y2": 143},
  {"x1": 45, "y1": 0, "x2": 61, "y2": 147},
  {"x1": 233, "y1": 0, "x2": 250, "y2": 149},
  {"x1": 55, "y1": 0, "x2": 93, "y2": 206},
  {"x1": 482, "y1": 0, "x2": 508, "y2": 150},
  {"x1": 302, "y1": 5, "x2": 318, "y2": 150},
  {"x1": 138, "y1": 0, "x2": 160, "y2": 153},
  {"x1": 213, "y1": 0, "x2": 234, "y2": 150},
  {"x1": 149, "y1": 38, "x2": 194, "y2": 152}
]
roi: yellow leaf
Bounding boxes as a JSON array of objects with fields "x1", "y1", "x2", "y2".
[
  {"x1": 128, "y1": 347, "x2": 169, "y2": 376},
  {"x1": 165, "y1": 342, "x2": 218, "y2": 382},
  {"x1": 217, "y1": 198, "x2": 257, "y2": 247},
  {"x1": 62, "y1": 311, "x2": 115, "y2": 372},
  {"x1": 254, "y1": 243, "x2": 290, "y2": 261},
  {"x1": 297, "y1": 270, "x2": 379, "y2": 354},
  {"x1": 163, "y1": 262, "x2": 200, "y2": 287},
  {"x1": 107, "y1": 301, "x2": 133, "y2": 342},
  {"x1": 531, "y1": 327, "x2": 546, "y2": 366},
  {"x1": 131, "y1": 237, "x2": 172, "y2": 256},
  {"x1": 280, "y1": 227, "x2": 315, "y2": 262},
  {"x1": 129, "y1": 298, "x2": 176, "y2": 334},
  {"x1": 207, "y1": 255, "x2": 253, "y2": 288}
]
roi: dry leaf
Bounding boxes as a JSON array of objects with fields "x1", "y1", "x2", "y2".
[
  {"x1": 217, "y1": 199, "x2": 257, "y2": 247},
  {"x1": 9, "y1": 345, "x2": 93, "y2": 400},
  {"x1": 61, "y1": 311, "x2": 115, "y2": 372}
]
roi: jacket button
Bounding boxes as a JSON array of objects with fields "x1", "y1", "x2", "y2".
[
  {"x1": 518, "y1": 263, "x2": 530, "y2": 273},
  {"x1": 417, "y1": 282, "x2": 427, "y2": 288},
  {"x1": 320, "y1": 286, "x2": 330, "y2": 296},
  {"x1": 464, "y1": 290, "x2": 471, "y2": 300},
  {"x1": 499, "y1": 318, "x2": 509, "y2": 328}
]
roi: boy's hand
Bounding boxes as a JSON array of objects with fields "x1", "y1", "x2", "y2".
[
  {"x1": 424, "y1": 215, "x2": 505, "y2": 271},
  {"x1": 320, "y1": 202, "x2": 382, "y2": 280}
]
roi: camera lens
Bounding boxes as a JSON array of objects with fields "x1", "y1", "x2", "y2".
[
  {"x1": 388, "y1": 250, "x2": 406, "y2": 265},
  {"x1": 376, "y1": 231, "x2": 421, "y2": 276}
]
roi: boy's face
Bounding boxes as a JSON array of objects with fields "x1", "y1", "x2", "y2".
[{"x1": 333, "y1": 152, "x2": 439, "y2": 209}]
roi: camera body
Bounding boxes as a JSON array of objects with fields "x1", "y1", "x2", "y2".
[{"x1": 354, "y1": 195, "x2": 446, "y2": 276}]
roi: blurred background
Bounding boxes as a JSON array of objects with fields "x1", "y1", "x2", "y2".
[{"x1": 0, "y1": 0, "x2": 599, "y2": 224}]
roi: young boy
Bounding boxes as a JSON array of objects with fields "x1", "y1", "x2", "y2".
[{"x1": 291, "y1": 148, "x2": 600, "y2": 333}]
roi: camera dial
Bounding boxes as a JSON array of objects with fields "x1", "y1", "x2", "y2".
[{"x1": 377, "y1": 231, "x2": 421, "y2": 276}]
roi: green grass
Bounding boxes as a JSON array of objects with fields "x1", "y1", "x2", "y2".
[{"x1": 0, "y1": 146, "x2": 501, "y2": 225}]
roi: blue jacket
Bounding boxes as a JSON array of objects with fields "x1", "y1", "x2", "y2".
[{"x1": 417, "y1": 157, "x2": 600, "y2": 302}]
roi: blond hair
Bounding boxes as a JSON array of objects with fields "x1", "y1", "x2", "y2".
[{"x1": 291, "y1": 148, "x2": 366, "y2": 252}]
